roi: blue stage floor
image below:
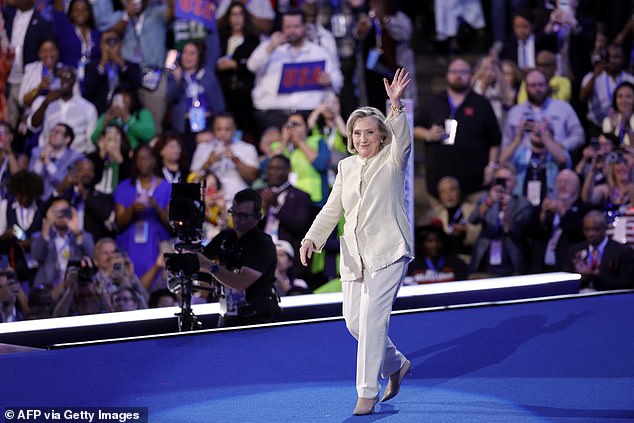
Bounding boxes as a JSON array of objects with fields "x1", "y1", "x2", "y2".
[{"x1": 1, "y1": 292, "x2": 633, "y2": 422}]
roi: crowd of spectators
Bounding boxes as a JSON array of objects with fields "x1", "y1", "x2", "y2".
[
  {"x1": 410, "y1": 0, "x2": 634, "y2": 290},
  {"x1": 1, "y1": 0, "x2": 634, "y2": 323}
]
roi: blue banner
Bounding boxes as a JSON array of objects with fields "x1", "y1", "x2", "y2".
[
  {"x1": 277, "y1": 61, "x2": 326, "y2": 94},
  {"x1": 175, "y1": 0, "x2": 217, "y2": 31}
]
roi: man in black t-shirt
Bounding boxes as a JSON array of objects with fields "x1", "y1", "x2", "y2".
[
  {"x1": 414, "y1": 59, "x2": 501, "y2": 199},
  {"x1": 199, "y1": 188, "x2": 280, "y2": 327}
]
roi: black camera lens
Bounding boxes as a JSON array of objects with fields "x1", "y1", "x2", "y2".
[{"x1": 78, "y1": 265, "x2": 96, "y2": 282}]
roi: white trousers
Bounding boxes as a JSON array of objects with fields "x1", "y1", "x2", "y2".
[{"x1": 342, "y1": 258, "x2": 409, "y2": 398}]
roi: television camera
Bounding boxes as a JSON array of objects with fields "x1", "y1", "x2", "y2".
[{"x1": 164, "y1": 182, "x2": 217, "y2": 331}]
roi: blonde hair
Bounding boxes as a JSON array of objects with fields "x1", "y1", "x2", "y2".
[{"x1": 345, "y1": 107, "x2": 392, "y2": 155}]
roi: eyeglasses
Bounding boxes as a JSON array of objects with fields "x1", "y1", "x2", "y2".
[
  {"x1": 285, "y1": 121, "x2": 302, "y2": 129},
  {"x1": 228, "y1": 208, "x2": 257, "y2": 219}
]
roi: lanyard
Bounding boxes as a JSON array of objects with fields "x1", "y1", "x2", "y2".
[
  {"x1": 135, "y1": 176, "x2": 157, "y2": 197},
  {"x1": 15, "y1": 203, "x2": 34, "y2": 230},
  {"x1": 184, "y1": 72, "x2": 200, "y2": 101},
  {"x1": 552, "y1": 211, "x2": 561, "y2": 231},
  {"x1": 74, "y1": 25, "x2": 92, "y2": 59},
  {"x1": 606, "y1": 73, "x2": 621, "y2": 103},
  {"x1": 372, "y1": 17, "x2": 382, "y2": 51},
  {"x1": 105, "y1": 62, "x2": 119, "y2": 85},
  {"x1": 41, "y1": 64, "x2": 57, "y2": 83},
  {"x1": 619, "y1": 121, "x2": 626, "y2": 144},
  {"x1": 530, "y1": 152, "x2": 544, "y2": 173},
  {"x1": 494, "y1": 208, "x2": 505, "y2": 238},
  {"x1": 447, "y1": 94, "x2": 458, "y2": 118},
  {"x1": 131, "y1": 13, "x2": 146, "y2": 63},
  {"x1": 71, "y1": 186, "x2": 84, "y2": 206},
  {"x1": 0, "y1": 158, "x2": 7, "y2": 183},
  {"x1": 162, "y1": 166, "x2": 180, "y2": 183},
  {"x1": 448, "y1": 207, "x2": 463, "y2": 227},
  {"x1": 55, "y1": 231, "x2": 70, "y2": 254},
  {"x1": 425, "y1": 257, "x2": 444, "y2": 272},
  {"x1": 104, "y1": 62, "x2": 119, "y2": 103}
]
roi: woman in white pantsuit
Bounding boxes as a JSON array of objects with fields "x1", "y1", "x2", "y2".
[{"x1": 300, "y1": 69, "x2": 413, "y2": 416}]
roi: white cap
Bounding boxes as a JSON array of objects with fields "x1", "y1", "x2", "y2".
[{"x1": 275, "y1": 240, "x2": 295, "y2": 259}]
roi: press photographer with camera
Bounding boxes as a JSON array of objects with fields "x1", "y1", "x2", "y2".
[
  {"x1": 581, "y1": 147, "x2": 634, "y2": 216},
  {"x1": 93, "y1": 238, "x2": 148, "y2": 307},
  {"x1": 469, "y1": 163, "x2": 532, "y2": 277},
  {"x1": 53, "y1": 256, "x2": 111, "y2": 317},
  {"x1": 500, "y1": 104, "x2": 571, "y2": 208},
  {"x1": 580, "y1": 44, "x2": 634, "y2": 133},
  {"x1": 196, "y1": 188, "x2": 280, "y2": 327},
  {"x1": 31, "y1": 196, "x2": 95, "y2": 300},
  {"x1": 0, "y1": 263, "x2": 28, "y2": 322},
  {"x1": 575, "y1": 132, "x2": 618, "y2": 183}
]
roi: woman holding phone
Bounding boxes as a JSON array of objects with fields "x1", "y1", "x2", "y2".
[
  {"x1": 113, "y1": 145, "x2": 171, "y2": 288},
  {"x1": 167, "y1": 37, "x2": 226, "y2": 162},
  {"x1": 91, "y1": 87, "x2": 156, "y2": 151}
]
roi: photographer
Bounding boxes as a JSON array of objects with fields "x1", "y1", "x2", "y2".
[
  {"x1": 92, "y1": 125, "x2": 130, "y2": 195},
  {"x1": 53, "y1": 256, "x2": 111, "y2": 317},
  {"x1": 580, "y1": 44, "x2": 634, "y2": 134},
  {"x1": 575, "y1": 132, "x2": 618, "y2": 183},
  {"x1": 58, "y1": 157, "x2": 117, "y2": 241},
  {"x1": 581, "y1": 148, "x2": 634, "y2": 216},
  {"x1": 0, "y1": 171, "x2": 45, "y2": 283},
  {"x1": 502, "y1": 69, "x2": 584, "y2": 155},
  {"x1": 0, "y1": 265, "x2": 28, "y2": 322},
  {"x1": 197, "y1": 188, "x2": 279, "y2": 327},
  {"x1": 90, "y1": 87, "x2": 155, "y2": 151},
  {"x1": 83, "y1": 29, "x2": 141, "y2": 115},
  {"x1": 469, "y1": 163, "x2": 532, "y2": 277},
  {"x1": 31, "y1": 196, "x2": 95, "y2": 299},
  {"x1": 93, "y1": 238, "x2": 148, "y2": 307},
  {"x1": 500, "y1": 107, "x2": 571, "y2": 208},
  {"x1": 306, "y1": 93, "x2": 349, "y2": 185}
]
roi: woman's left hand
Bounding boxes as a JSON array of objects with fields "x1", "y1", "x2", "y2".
[{"x1": 384, "y1": 68, "x2": 410, "y2": 108}]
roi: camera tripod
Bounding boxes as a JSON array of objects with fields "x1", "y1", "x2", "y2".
[{"x1": 173, "y1": 272, "x2": 202, "y2": 332}]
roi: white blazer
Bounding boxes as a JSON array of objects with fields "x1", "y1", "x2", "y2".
[{"x1": 304, "y1": 111, "x2": 413, "y2": 282}]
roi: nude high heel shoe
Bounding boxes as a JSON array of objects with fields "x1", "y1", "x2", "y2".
[
  {"x1": 381, "y1": 359, "x2": 412, "y2": 402},
  {"x1": 353, "y1": 396, "x2": 379, "y2": 415}
]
